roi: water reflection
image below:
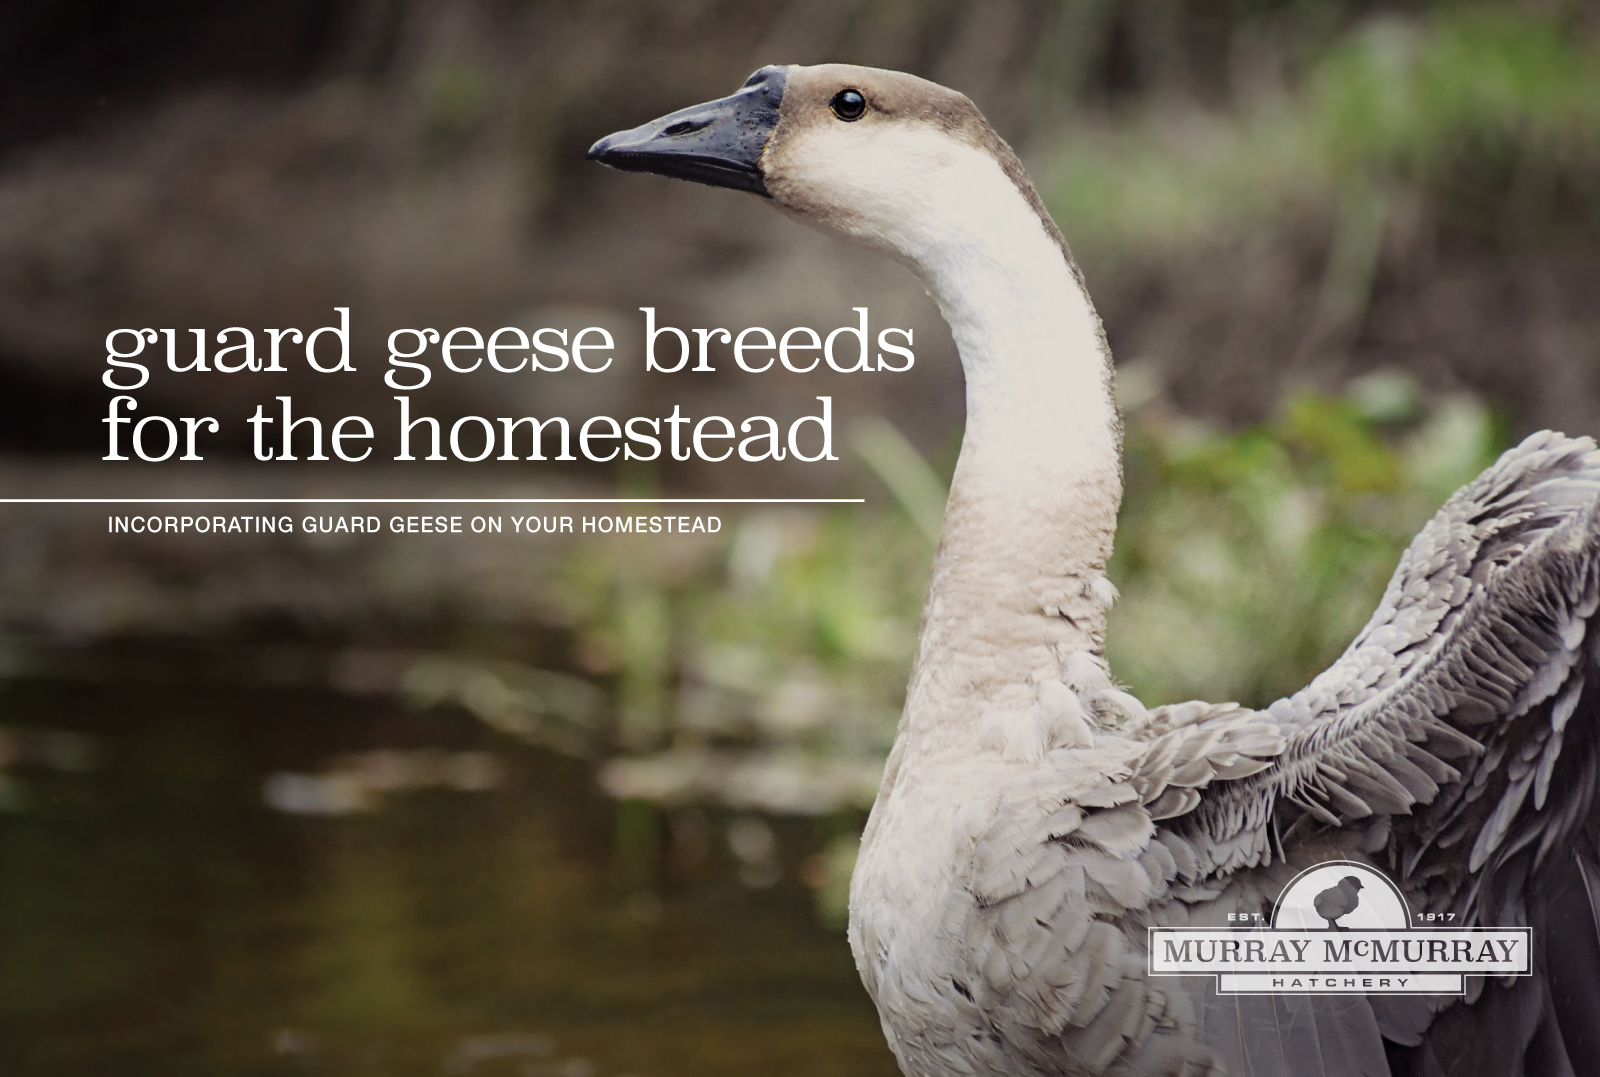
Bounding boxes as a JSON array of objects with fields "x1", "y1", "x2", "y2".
[
  {"x1": 264, "y1": 750, "x2": 506, "y2": 816},
  {"x1": 0, "y1": 678, "x2": 896, "y2": 1076}
]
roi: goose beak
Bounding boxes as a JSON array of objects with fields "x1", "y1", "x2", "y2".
[{"x1": 587, "y1": 65, "x2": 787, "y2": 196}]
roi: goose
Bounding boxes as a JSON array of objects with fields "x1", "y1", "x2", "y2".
[{"x1": 590, "y1": 64, "x2": 1600, "y2": 1077}]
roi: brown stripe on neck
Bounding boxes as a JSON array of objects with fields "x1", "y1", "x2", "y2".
[{"x1": 768, "y1": 62, "x2": 1122, "y2": 459}]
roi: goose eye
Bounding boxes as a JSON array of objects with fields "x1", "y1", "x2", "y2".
[{"x1": 829, "y1": 89, "x2": 866, "y2": 121}]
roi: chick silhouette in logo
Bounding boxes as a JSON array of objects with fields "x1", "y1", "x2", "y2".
[
  {"x1": 1268, "y1": 861, "x2": 1407, "y2": 932},
  {"x1": 1312, "y1": 875, "x2": 1364, "y2": 930}
]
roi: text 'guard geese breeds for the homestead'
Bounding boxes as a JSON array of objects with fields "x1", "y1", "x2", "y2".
[{"x1": 590, "y1": 64, "x2": 1600, "y2": 1077}]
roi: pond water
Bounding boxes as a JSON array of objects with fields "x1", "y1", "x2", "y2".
[{"x1": 0, "y1": 675, "x2": 898, "y2": 1077}]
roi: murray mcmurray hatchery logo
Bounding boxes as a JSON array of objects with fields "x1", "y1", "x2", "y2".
[{"x1": 1147, "y1": 861, "x2": 1531, "y2": 995}]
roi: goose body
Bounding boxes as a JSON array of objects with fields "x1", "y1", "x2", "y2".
[{"x1": 592, "y1": 64, "x2": 1600, "y2": 1077}]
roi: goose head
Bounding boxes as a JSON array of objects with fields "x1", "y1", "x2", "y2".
[
  {"x1": 587, "y1": 63, "x2": 1065, "y2": 274},
  {"x1": 591, "y1": 63, "x2": 1122, "y2": 684}
]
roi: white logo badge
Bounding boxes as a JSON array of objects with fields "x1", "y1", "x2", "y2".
[{"x1": 1148, "y1": 860, "x2": 1531, "y2": 995}]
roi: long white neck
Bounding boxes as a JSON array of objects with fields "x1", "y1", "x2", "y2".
[{"x1": 892, "y1": 144, "x2": 1122, "y2": 731}]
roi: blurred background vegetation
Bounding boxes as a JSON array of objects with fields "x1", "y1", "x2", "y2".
[{"x1": 0, "y1": 1, "x2": 1595, "y2": 1074}]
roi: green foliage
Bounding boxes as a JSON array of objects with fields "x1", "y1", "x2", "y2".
[
  {"x1": 1042, "y1": 5, "x2": 1600, "y2": 259},
  {"x1": 1311, "y1": 9, "x2": 1600, "y2": 184},
  {"x1": 565, "y1": 508, "x2": 923, "y2": 801},
  {"x1": 1108, "y1": 375, "x2": 1499, "y2": 708},
  {"x1": 421, "y1": 63, "x2": 491, "y2": 156}
]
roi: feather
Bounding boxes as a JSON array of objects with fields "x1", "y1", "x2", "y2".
[
  {"x1": 1077, "y1": 783, "x2": 1140, "y2": 808},
  {"x1": 1081, "y1": 852, "x2": 1153, "y2": 907},
  {"x1": 1473, "y1": 768, "x2": 1541, "y2": 872},
  {"x1": 1075, "y1": 805, "x2": 1156, "y2": 857},
  {"x1": 1147, "y1": 787, "x2": 1200, "y2": 821},
  {"x1": 1386, "y1": 751, "x2": 1442, "y2": 802},
  {"x1": 1158, "y1": 832, "x2": 1200, "y2": 881},
  {"x1": 1322, "y1": 782, "x2": 1374, "y2": 819},
  {"x1": 973, "y1": 836, "x2": 1068, "y2": 905},
  {"x1": 1344, "y1": 758, "x2": 1418, "y2": 814},
  {"x1": 1035, "y1": 804, "x2": 1085, "y2": 841}
]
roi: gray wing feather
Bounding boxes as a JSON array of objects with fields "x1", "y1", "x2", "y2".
[
  {"x1": 1166, "y1": 431, "x2": 1600, "y2": 1072},
  {"x1": 1188, "y1": 431, "x2": 1600, "y2": 926},
  {"x1": 920, "y1": 433, "x2": 1600, "y2": 1075}
]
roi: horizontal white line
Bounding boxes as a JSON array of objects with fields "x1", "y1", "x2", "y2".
[{"x1": 0, "y1": 498, "x2": 865, "y2": 505}]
